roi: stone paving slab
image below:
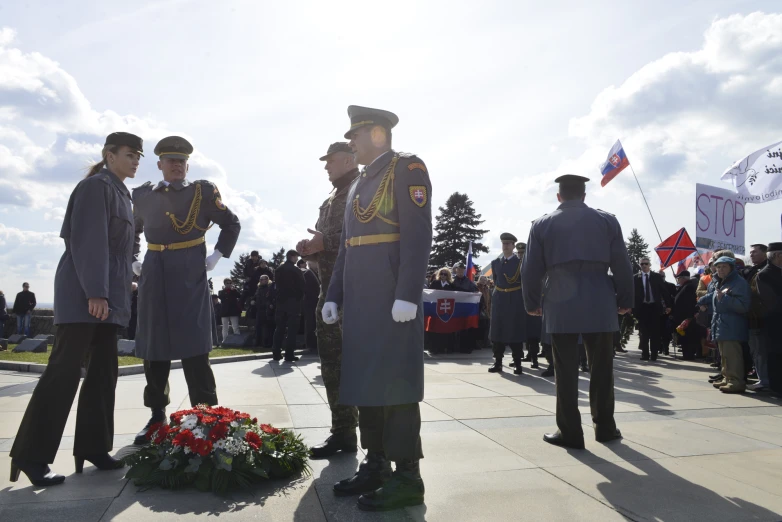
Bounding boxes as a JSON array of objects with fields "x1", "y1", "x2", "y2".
[{"x1": 1, "y1": 345, "x2": 782, "y2": 520}]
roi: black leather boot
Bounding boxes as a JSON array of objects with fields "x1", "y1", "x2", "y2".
[
  {"x1": 530, "y1": 355, "x2": 539, "y2": 369},
  {"x1": 357, "y1": 459, "x2": 425, "y2": 511},
  {"x1": 310, "y1": 431, "x2": 358, "y2": 459},
  {"x1": 541, "y1": 366, "x2": 555, "y2": 377},
  {"x1": 488, "y1": 359, "x2": 503, "y2": 373},
  {"x1": 133, "y1": 408, "x2": 166, "y2": 445},
  {"x1": 75, "y1": 453, "x2": 125, "y2": 473},
  {"x1": 513, "y1": 358, "x2": 523, "y2": 375},
  {"x1": 333, "y1": 452, "x2": 392, "y2": 496},
  {"x1": 10, "y1": 459, "x2": 65, "y2": 487}
]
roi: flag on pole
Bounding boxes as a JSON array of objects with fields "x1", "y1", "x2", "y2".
[
  {"x1": 599, "y1": 139, "x2": 630, "y2": 187},
  {"x1": 720, "y1": 139, "x2": 782, "y2": 204},
  {"x1": 466, "y1": 241, "x2": 476, "y2": 281},
  {"x1": 654, "y1": 228, "x2": 698, "y2": 269}
]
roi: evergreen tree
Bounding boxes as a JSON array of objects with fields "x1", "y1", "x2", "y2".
[
  {"x1": 208, "y1": 278, "x2": 214, "y2": 294},
  {"x1": 230, "y1": 252, "x2": 250, "y2": 287},
  {"x1": 626, "y1": 228, "x2": 650, "y2": 271},
  {"x1": 429, "y1": 192, "x2": 489, "y2": 271},
  {"x1": 271, "y1": 247, "x2": 286, "y2": 268}
]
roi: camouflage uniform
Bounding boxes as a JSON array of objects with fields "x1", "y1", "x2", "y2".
[{"x1": 312, "y1": 168, "x2": 360, "y2": 434}]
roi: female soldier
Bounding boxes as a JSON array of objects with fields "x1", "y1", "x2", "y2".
[{"x1": 10, "y1": 132, "x2": 142, "y2": 486}]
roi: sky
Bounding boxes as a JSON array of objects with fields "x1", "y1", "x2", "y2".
[{"x1": 1, "y1": 0, "x2": 781, "y2": 303}]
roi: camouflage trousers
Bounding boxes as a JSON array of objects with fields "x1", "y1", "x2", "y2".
[{"x1": 316, "y1": 296, "x2": 358, "y2": 434}]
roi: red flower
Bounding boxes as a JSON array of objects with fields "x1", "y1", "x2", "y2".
[
  {"x1": 145, "y1": 422, "x2": 163, "y2": 440},
  {"x1": 245, "y1": 431, "x2": 262, "y2": 450},
  {"x1": 154, "y1": 424, "x2": 172, "y2": 445},
  {"x1": 190, "y1": 438, "x2": 213, "y2": 457},
  {"x1": 209, "y1": 422, "x2": 229, "y2": 442},
  {"x1": 201, "y1": 415, "x2": 218, "y2": 425},
  {"x1": 260, "y1": 424, "x2": 281, "y2": 435},
  {"x1": 172, "y1": 429, "x2": 194, "y2": 447}
]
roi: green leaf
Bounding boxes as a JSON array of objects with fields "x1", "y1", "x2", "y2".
[{"x1": 184, "y1": 456, "x2": 202, "y2": 474}]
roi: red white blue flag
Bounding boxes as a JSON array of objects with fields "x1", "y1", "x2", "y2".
[
  {"x1": 466, "y1": 241, "x2": 476, "y2": 282},
  {"x1": 655, "y1": 228, "x2": 698, "y2": 269},
  {"x1": 600, "y1": 139, "x2": 630, "y2": 187},
  {"x1": 423, "y1": 289, "x2": 480, "y2": 333}
]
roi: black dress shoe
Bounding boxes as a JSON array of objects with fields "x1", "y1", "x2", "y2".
[
  {"x1": 10, "y1": 460, "x2": 65, "y2": 487},
  {"x1": 357, "y1": 460, "x2": 424, "y2": 512},
  {"x1": 541, "y1": 367, "x2": 555, "y2": 377},
  {"x1": 488, "y1": 360, "x2": 503, "y2": 373},
  {"x1": 530, "y1": 360, "x2": 540, "y2": 369},
  {"x1": 615, "y1": 347, "x2": 628, "y2": 353},
  {"x1": 708, "y1": 374, "x2": 723, "y2": 382},
  {"x1": 334, "y1": 452, "x2": 392, "y2": 496},
  {"x1": 75, "y1": 453, "x2": 125, "y2": 473},
  {"x1": 595, "y1": 429, "x2": 623, "y2": 443},
  {"x1": 543, "y1": 431, "x2": 585, "y2": 450},
  {"x1": 272, "y1": 352, "x2": 283, "y2": 361},
  {"x1": 640, "y1": 356, "x2": 650, "y2": 361},
  {"x1": 522, "y1": 354, "x2": 532, "y2": 362},
  {"x1": 509, "y1": 360, "x2": 519, "y2": 369},
  {"x1": 284, "y1": 356, "x2": 300, "y2": 362},
  {"x1": 580, "y1": 364, "x2": 589, "y2": 373},
  {"x1": 134, "y1": 408, "x2": 166, "y2": 445},
  {"x1": 310, "y1": 432, "x2": 358, "y2": 459}
]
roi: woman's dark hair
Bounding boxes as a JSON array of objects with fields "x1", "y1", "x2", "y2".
[{"x1": 85, "y1": 144, "x2": 119, "y2": 178}]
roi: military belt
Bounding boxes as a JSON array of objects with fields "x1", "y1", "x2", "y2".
[
  {"x1": 147, "y1": 236, "x2": 206, "y2": 252},
  {"x1": 345, "y1": 233, "x2": 401, "y2": 248},
  {"x1": 494, "y1": 286, "x2": 521, "y2": 293}
]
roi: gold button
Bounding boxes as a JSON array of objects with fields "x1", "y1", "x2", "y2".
[
  {"x1": 165, "y1": 212, "x2": 170, "y2": 216},
  {"x1": 362, "y1": 173, "x2": 366, "y2": 177},
  {"x1": 165, "y1": 188, "x2": 169, "y2": 192}
]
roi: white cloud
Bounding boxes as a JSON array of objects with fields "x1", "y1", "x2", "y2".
[{"x1": 0, "y1": 224, "x2": 61, "y2": 246}]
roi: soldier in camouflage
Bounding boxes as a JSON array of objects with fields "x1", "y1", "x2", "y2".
[{"x1": 297, "y1": 142, "x2": 360, "y2": 458}]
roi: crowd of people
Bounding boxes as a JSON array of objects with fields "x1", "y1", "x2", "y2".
[{"x1": 0, "y1": 282, "x2": 38, "y2": 339}]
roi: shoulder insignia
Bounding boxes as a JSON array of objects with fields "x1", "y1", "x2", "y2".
[
  {"x1": 212, "y1": 185, "x2": 226, "y2": 211},
  {"x1": 407, "y1": 162, "x2": 427, "y2": 173},
  {"x1": 409, "y1": 185, "x2": 427, "y2": 207}
]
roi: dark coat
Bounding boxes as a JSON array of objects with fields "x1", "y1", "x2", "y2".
[
  {"x1": 13, "y1": 290, "x2": 37, "y2": 316},
  {"x1": 275, "y1": 261, "x2": 305, "y2": 303},
  {"x1": 452, "y1": 276, "x2": 478, "y2": 292},
  {"x1": 522, "y1": 200, "x2": 633, "y2": 334},
  {"x1": 303, "y1": 269, "x2": 321, "y2": 305},
  {"x1": 490, "y1": 255, "x2": 527, "y2": 343},
  {"x1": 326, "y1": 151, "x2": 432, "y2": 406},
  {"x1": 243, "y1": 259, "x2": 263, "y2": 286},
  {"x1": 54, "y1": 170, "x2": 133, "y2": 326},
  {"x1": 254, "y1": 283, "x2": 277, "y2": 321},
  {"x1": 218, "y1": 288, "x2": 242, "y2": 317},
  {"x1": 133, "y1": 178, "x2": 241, "y2": 361},
  {"x1": 757, "y1": 262, "x2": 782, "y2": 344},
  {"x1": 672, "y1": 279, "x2": 698, "y2": 325},
  {"x1": 0, "y1": 295, "x2": 8, "y2": 320},
  {"x1": 633, "y1": 271, "x2": 671, "y2": 313},
  {"x1": 429, "y1": 280, "x2": 454, "y2": 290}
]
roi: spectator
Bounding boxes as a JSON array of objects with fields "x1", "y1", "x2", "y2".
[
  {"x1": 450, "y1": 262, "x2": 478, "y2": 353},
  {"x1": 746, "y1": 244, "x2": 770, "y2": 391},
  {"x1": 272, "y1": 250, "x2": 305, "y2": 362},
  {"x1": 258, "y1": 259, "x2": 275, "y2": 280},
  {"x1": 211, "y1": 295, "x2": 222, "y2": 347},
  {"x1": 757, "y1": 242, "x2": 782, "y2": 396},
  {"x1": 700, "y1": 256, "x2": 750, "y2": 394},
  {"x1": 12, "y1": 282, "x2": 36, "y2": 337},
  {"x1": 659, "y1": 271, "x2": 677, "y2": 356},
  {"x1": 254, "y1": 275, "x2": 276, "y2": 348},
  {"x1": 428, "y1": 268, "x2": 454, "y2": 354},
  {"x1": 672, "y1": 271, "x2": 699, "y2": 360},
  {"x1": 633, "y1": 258, "x2": 671, "y2": 361},
  {"x1": 429, "y1": 267, "x2": 454, "y2": 289},
  {"x1": 476, "y1": 276, "x2": 492, "y2": 348},
  {"x1": 302, "y1": 260, "x2": 320, "y2": 352},
  {"x1": 218, "y1": 279, "x2": 241, "y2": 339},
  {"x1": 0, "y1": 290, "x2": 7, "y2": 339},
  {"x1": 127, "y1": 282, "x2": 139, "y2": 340},
  {"x1": 742, "y1": 244, "x2": 768, "y2": 281},
  {"x1": 451, "y1": 262, "x2": 478, "y2": 292}
]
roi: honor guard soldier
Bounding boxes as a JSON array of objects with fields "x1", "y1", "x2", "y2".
[
  {"x1": 489, "y1": 233, "x2": 527, "y2": 374},
  {"x1": 322, "y1": 106, "x2": 431, "y2": 512},
  {"x1": 521, "y1": 174, "x2": 633, "y2": 450},
  {"x1": 131, "y1": 136, "x2": 241, "y2": 445},
  {"x1": 297, "y1": 142, "x2": 360, "y2": 459},
  {"x1": 517, "y1": 242, "x2": 542, "y2": 369}
]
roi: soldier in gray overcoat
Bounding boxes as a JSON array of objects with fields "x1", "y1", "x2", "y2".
[
  {"x1": 11, "y1": 132, "x2": 142, "y2": 486},
  {"x1": 131, "y1": 136, "x2": 241, "y2": 444},
  {"x1": 521, "y1": 174, "x2": 633, "y2": 450},
  {"x1": 489, "y1": 233, "x2": 527, "y2": 374},
  {"x1": 297, "y1": 141, "x2": 360, "y2": 459},
  {"x1": 322, "y1": 106, "x2": 431, "y2": 512}
]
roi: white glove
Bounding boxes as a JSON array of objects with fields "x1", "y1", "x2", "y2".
[
  {"x1": 205, "y1": 249, "x2": 223, "y2": 272},
  {"x1": 322, "y1": 302, "x2": 339, "y2": 324},
  {"x1": 391, "y1": 300, "x2": 418, "y2": 322},
  {"x1": 132, "y1": 261, "x2": 142, "y2": 276}
]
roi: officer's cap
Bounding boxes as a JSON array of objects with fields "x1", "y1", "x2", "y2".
[
  {"x1": 105, "y1": 132, "x2": 144, "y2": 156},
  {"x1": 554, "y1": 174, "x2": 590, "y2": 184},
  {"x1": 344, "y1": 105, "x2": 399, "y2": 139},
  {"x1": 768, "y1": 242, "x2": 782, "y2": 252},
  {"x1": 516, "y1": 242, "x2": 526, "y2": 250},
  {"x1": 319, "y1": 142, "x2": 353, "y2": 161},
  {"x1": 500, "y1": 232, "x2": 517, "y2": 243},
  {"x1": 154, "y1": 136, "x2": 193, "y2": 160}
]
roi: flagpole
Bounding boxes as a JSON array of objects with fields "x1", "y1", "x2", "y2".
[{"x1": 627, "y1": 163, "x2": 677, "y2": 279}]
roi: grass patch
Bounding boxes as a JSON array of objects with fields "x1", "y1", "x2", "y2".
[{"x1": 0, "y1": 345, "x2": 263, "y2": 367}]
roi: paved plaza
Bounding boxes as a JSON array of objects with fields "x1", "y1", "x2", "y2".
[{"x1": 1, "y1": 345, "x2": 782, "y2": 521}]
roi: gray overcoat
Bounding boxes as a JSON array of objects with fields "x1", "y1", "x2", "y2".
[
  {"x1": 54, "y1": 169, "x2": 134, "y2": 327},
  {"x1": 489, "y1": 255, "x2": 527, "y2": 343},
  {"x1": 326, "y1": 151, "x2": 432, "y2": 407},
  {"x1": 521, "y1": 200, "x2": 633, "y2": 334},
  {"x1": 133, "y1": 178, "x2": 240, "y2": 361}
]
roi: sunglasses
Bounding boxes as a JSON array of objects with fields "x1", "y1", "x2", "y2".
[{"x1": 640, "y1": 262, "x2": 650, "y2": 266}]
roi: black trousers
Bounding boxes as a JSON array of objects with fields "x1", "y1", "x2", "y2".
[
  {"x1": 492, "y1": 341, "x2": 524, "y2": 360},
  {"x1": 457, "y1": 328, "x2": 477, "y2": 353},
  {"x1": 552, "y1": 332, "x2": 616, "y2": 444},
  {"x1": 12, "y1": 323, "x2": 119, "y2": 463},
  {"x1": 636, "y1": 304, "x2": 662, "y2": 359},
  {"x1": 273, "y1": 299, "x2": 301, "y2": 359},
  {"x1": 541, "y1": 343, "x2": 553, "y2": 365},
  {"x1": 358, "y1": 403, "x2": 423, "y2": 462},
  {"x1": 255, "y1": 317, "x2": 275, "y2": 348},
  {"x1": 143, "y1": 354, "x2": 218, "y2": 408},
  {"x1": 304, "y1": 299, "x2": 318, "y2": 351},
  {"x1": 526, "y1": 339, "x2": 540, "y2": 359}
]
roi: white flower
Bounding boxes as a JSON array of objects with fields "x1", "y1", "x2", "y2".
[
  {"x1": 192, "y1": 427, "x2": 206, "y2": 439},
  {"x1": 181, "y1": 415, "x2": 198, "y2": 430},
  {"x1": 184, "y1": 446, "x2": 192, "y2": 455}
]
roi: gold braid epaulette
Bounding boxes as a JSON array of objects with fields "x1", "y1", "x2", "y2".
[
  {"x1": 169, "y1": 183, "x2": 212, "y2": 235},
  {"x1": 504, "y1": 257, "x2": 521, "y2": 285},
  {"x1": 352, "y1": 155, "x2": 400, "y2": 227}
]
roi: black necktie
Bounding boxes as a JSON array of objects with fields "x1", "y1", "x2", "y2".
[{"x1": 644, "y1": 274, "x2": 651, "y2": 302}]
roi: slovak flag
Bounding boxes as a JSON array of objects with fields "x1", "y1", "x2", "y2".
[
  {"x1": 599, "y1": 139, "x2": 630, "y2": 187},
  {"x1": 466, "y1": 241, "x2": 476, "y2": 281}
]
